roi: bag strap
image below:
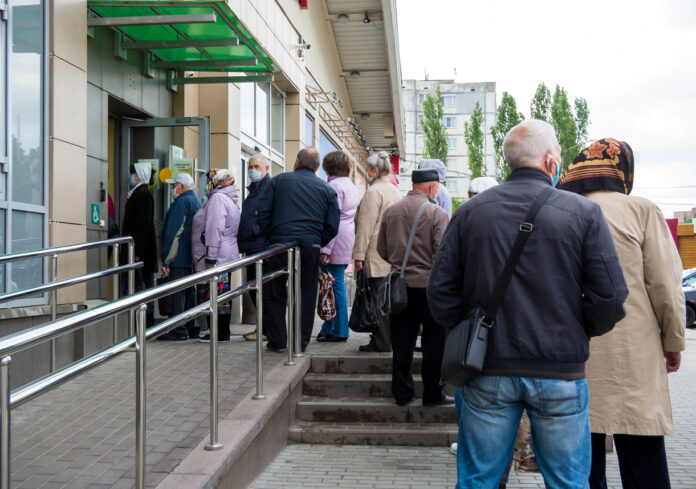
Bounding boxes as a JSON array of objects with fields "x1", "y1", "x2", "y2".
[
  {"x1": 400, "y1": 201, "x2": 431, "y2": 277},
  {"x1": 484, "y1": 186, "x2": 555, "y2": 325}
]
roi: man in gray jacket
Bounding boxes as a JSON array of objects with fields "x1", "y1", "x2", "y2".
[
  {"x1": 427, "y1": 120, "x2": 628, "y2": 489},
  {"x1": 377, "y1": 168, "x2": 451, "y2": 407}
]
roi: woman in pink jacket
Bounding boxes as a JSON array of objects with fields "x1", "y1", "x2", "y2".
[{"x1": 317, "y1": 151, "x2": 360, "y2": 342}]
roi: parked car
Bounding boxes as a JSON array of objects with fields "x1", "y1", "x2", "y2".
[{"x1": 683, "y1": 268, "x2": 696, "y2": 327}]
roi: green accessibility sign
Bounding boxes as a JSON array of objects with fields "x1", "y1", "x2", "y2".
[{"x1": 91, "y1": 203, "x2": 101, "y2": 225}]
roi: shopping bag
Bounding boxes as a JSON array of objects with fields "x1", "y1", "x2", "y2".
[
  {"x1": 317, "y1": 270, "x2": 337, "y2": 320},
  {"x1": 348, "y1": 269, "x2": 379, "y2": 333}
]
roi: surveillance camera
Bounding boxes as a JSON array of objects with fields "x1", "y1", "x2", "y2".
[{"x1": 305, "y1": 43, "x2": 311, "y2": 50}]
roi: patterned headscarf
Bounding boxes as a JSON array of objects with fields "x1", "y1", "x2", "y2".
[
  {"x1": 557, "y1": 138, "x2": 634, "y2": 195},
  {"x1": 206, "y1": 168, "x2": 235, "y2": 194}
]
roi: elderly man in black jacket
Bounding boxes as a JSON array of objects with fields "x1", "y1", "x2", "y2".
[
  {"x1": 427, "y1": 120, "x2": 628, "y2": 489},
  {"x1": 258, "y1": 148, "x2": 340, "y2": 352}
]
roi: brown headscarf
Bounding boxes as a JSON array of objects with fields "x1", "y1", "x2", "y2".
[{"x1": 557, "y1": 138, "x2": 634, "y2": 195}]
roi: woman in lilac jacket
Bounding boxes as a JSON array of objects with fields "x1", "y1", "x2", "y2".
[
  {"x1": 317, "y1": 151, "x2": 360, "y2": 342},
  {"x1": 192, "y1": 168, "x2": 241, "y2": 342}
]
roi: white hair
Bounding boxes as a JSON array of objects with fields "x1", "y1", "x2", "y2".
[
  {"x1": 366, "y1": 150, "x2": 391, "y2": 176},
  {"x1": 248, "y1": 154, "x2": 269, "y2": 167},
  {"x1": 503, "y1": 119, "x2": 559, "y2": 170}
]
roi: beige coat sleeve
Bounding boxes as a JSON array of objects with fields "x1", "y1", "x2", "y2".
[
  {"x1": 352, "y1": 189, "x2": 380, "y2": 261},
  {"x1": 643, "y1": 203, "x2": 686, "y2": 352},
  {"x1": 431, "y1": 206, "x2": 449, "y2": 256},
  {"x1": 376, "y1": 211, "x2": 389, "y2": 262}
]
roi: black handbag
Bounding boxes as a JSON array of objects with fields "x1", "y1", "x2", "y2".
[
  {"x1": 349, "y1": 268, "x2": 379, "y2": 333},
  {"x1": 441, "y1": 186, "x2": 554, "y2": 387},
  {"x1": 377, "y1": 201, "x2": 430, "y2": 316}
]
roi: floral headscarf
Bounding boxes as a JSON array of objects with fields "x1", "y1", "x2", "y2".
[
  {"x1": 206, "y1": 168, "x2": 235, "y2": 194},
  {"x1": 557, "y1": 138, "x2": 634, "y2": 195}
]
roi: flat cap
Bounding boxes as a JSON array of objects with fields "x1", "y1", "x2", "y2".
[{"x1": 411, "y1": 168, "x2": 439, "y2": 183}]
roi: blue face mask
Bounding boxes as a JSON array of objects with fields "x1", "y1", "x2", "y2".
[
  {"x1": 548, "y1": 157, "x2": 561, "y2": 187},
  {"x1": 129, "y1": 174, "x2": 137, "y2": 186},
  {"x1": 248, "y1": 169, "x2": 262, "y2": 183}
]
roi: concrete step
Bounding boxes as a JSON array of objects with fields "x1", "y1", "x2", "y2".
[
  {"x1": 310, "y1": 354, "x2": 422, "y2": 374},
  {"x1": 303, "y1": 373, "x2": 424, "y2": 398},
  {"x1": 295, "y1": 396, "x2": 456, "y2": 424},
  {"x1": 288, "y1": 421, "x2": 457, "y2": 446}
]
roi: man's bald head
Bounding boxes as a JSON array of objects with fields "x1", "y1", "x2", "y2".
[
  {"x1": 503, "y1": 120, "x2": 560, "y2": 171},
  {"x1": 296, "y1": 148, "x2": 321, "y2": 171}
]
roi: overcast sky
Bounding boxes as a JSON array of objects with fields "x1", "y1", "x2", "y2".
[{"x1": 396, "y1": 0, "x2": 696, "y2": 217}]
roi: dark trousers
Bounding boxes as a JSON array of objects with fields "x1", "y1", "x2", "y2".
[
  {"x1": 169, "y1": 266, "x2": 197, "y2": 338},
  {"x1": 390, "y1": 287, "x2": 446, "y2": 404},
  {"x1": 264, "y1": 245, "x2": 320, "y2": 351},
  {"x1": 196, "y1": 281, "x2": 231, "y2": 341},
  {"x1": 123, "y1": 268, "x2": 154, "y2": 327},
  {"x1": 368, "y1": 277, "x2": 392, "y2": 352},
  {"x1": 590, "y1": 433, "x2": 671, "y2": 489}
]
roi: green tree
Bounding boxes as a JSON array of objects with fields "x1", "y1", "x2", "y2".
[
  {"x1": 420, "y1": 85, "x2": 448, "y2": 163},
  {"x1": 452, "y1": 197, "x2": 466, "y2": 213},
  {"x1": 491, "y1": 92, "x2": 524, "y2": 181},
  {"x1": 530, "y1": 83, "x2": 552, "y2": 122},
  {"x1": 551, "y1": 85, "x2": 578, "y2": 170},
  {"x1": 464, "y1": 101, "x2": 485, "y2": 179},
  {"x1": 574, "y1": 97, "x2": 590, "y2": 148}
]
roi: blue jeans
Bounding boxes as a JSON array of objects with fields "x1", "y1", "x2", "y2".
[
  {"x1": 455, "y1": 376, "x2": 590, "y2": 489},
  {"x1": 320, "y1": 264, "x2": 349, "y2": 338}
]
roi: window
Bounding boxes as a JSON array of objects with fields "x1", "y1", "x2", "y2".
[
  {"x1": 446, "y1": 180, "x2": 457, "y2": 191},
  {"x1": 255, "y1": 83, "x2": 269, "y2": 144},
  {"x1": 416, "y1": 135, "x2": 424, "y2": 150},
  {"x1": 443, "y1": 95, "x2": 456, "y2": 107},
  {"x1": 418, "y1": 93, "x2": 425, "y2": 104},
  {"x1": 240, "y1": 83, "x2": 254, "y2": 135},
  {"x1": 447, "y1": 158, "x2": 457, "y2": 167},
  {"x1": 270, "y1": 86, "x2": 284, "y2": 153},
  {"x1": 443, "y1": 116, "x2": 456, "y2": 128},
  {"x1": 1, "y1": 0, "x2": 48, "y2": 298},
  {"x1": 319, "y1": 130, "x2": 338, "y2": 180},
  {"x1": 447, "y1": 137, "x2": 456, "y2": 149},
  {"x1": 305, "y1": 113, "x2": 314, "y2": 148}
]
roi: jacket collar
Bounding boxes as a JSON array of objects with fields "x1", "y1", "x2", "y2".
[
  {"x1": 295, "y1": 167, "x2": 316, "y2": 176},
  {"x1": 506, "y1": 167, "x2": 552, "y2": 185},
  {"x1": 407, "y1": 189, "x2": 435, "y2": 203},
  {"x1": 247, "y1": 172, "x2": 270, "y2": 193}
]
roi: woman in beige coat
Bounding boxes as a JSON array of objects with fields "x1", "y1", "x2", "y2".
[
  {"x1": 558, "y1": 138, "x2": 685, "y2": 489},
  {"x1": 352, "y1": 151, "x2": 401, "y2": 352}
]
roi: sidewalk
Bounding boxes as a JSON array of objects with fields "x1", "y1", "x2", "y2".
[{"x1": 252, "y1": 328, "x2": 696, "y2": 489}]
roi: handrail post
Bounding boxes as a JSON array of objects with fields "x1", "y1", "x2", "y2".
[
  {"x1": 293, "y1": 247, "x2": 303, "y2": 357},
  {"x1": 135, "y1": 304, "x2": 147, "y2": 489},
  {"x1": 285, "y1": 248, "x2": 295, "y2": 366},
  {"x1": 252, "y1": 260, "x2": 266, "y2": 400},
  {"x1": 49, "y1": 254, "x2": 58, "y2": 371},
  {"x1": 112, "y1": 243, "x2": 120, "y2": 344},
  {"x1": 0, "y1": 356, "x2": 11, "y2": 489},
  {"x1": 128, "y1": 243, "x2": 135, "y2": 337},
  {"x1": 205, "y1": 276, "x2": 223, "y2": 451}
]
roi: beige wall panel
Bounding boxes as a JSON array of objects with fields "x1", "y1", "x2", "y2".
[
  {"x1": 184, "y1": 127, "x2": 200, "y2": 162},
  {"x1": 228, "y1": 83, "x2": 240, "y2": 136},
  {"x1": 50, "y1": 222, "x2": 87, "y2": 304},
  {"x1": 284, "y1": 102, "x2": 302, "y2": 143},
  {"x1": 49, "y1": 140, "x2": 86, "y2": 225},
  {"x1": 50, "y1": 0, "x2": 87, "y2": 71},
  {"x1": 50, "y1": 57, "x2": 87, "y2": 148},
  {"x1": 199, "y1": 83, "x2": 231, "y2": 134},
  {"x1": 284, "y1": 140, "x2": 302, "y2": 171}
]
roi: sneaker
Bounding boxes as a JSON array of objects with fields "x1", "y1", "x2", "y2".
[
  {"x1": 449, "y1": 443, "x2": 457, "y2": 455},
  {"x1": 198, "y1": 334, "x2": 231, "y2": 343}
]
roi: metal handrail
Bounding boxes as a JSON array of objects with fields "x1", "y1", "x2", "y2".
[
  {"x1": 0, "y1": 242, "x2": 301, "y2": 489},
  {"x1": 0, "y1": 236, "x2": 135, "y2": 263}
]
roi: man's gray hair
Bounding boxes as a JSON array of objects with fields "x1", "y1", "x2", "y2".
[
  {"x1": 366, "y1": 150, "x2": 391, "y2": 176},
  {"x1": 249, "y1": 154, "x2": 269, "y2": 167},
  {"x1": 297, "y1": 148, "x2": 320, "y2": 171},
  {"x1": 503, "y1": 119, "x2": 559, "y2": 170}
]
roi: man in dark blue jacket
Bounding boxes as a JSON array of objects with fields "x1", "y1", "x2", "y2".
[
  {"x1": 159, "y1": 173, "x2": 201, "y2": 340},
  {"x1": 258, "y1": 148, "x2": 340, "y2": 352},
  {"x1": 427, "y1": 120, "x2": 628, "y2": 489},
  {"x1": 238, "y1": 155, "x2": 271, "y2": 341}
]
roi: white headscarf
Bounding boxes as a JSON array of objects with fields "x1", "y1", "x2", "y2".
[{"x1": 128, "y1": 162, "x2": 153, "y2": 198}]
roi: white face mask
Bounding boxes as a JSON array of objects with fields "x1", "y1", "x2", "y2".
[{"x1": 248, "y1": 169, "x2": 263, "y2": 182}]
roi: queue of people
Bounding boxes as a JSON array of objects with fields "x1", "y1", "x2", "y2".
[{"x1": 119, "y1": 123, "x2": 685, "y2": 489}]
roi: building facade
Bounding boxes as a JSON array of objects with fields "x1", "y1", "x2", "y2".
[
  {"x1": 401, "y1": 79, "x2": 496, "y2": 199},
  {"x1": 0, "y1": 0, "x2": 405, "y2": 386}
]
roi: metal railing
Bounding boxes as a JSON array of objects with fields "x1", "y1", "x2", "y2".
[
  {"x1": 0, "y1": 242, "x2": 301, "y2": 489},
  {"x1": 0, "y1": 237, "x2": 139, "y2": 372}
]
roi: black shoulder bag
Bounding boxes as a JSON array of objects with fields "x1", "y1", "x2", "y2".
[
  {"x1": 441, "y1": 186, "x2": 554, "y2": 387},
  {"x1": 377, "y1": 201, "x2": 430, "y2": 316}
]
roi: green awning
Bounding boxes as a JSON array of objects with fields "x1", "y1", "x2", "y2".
[{"x1": 87, "y1": 1, "x2": 276, "y2": 76}]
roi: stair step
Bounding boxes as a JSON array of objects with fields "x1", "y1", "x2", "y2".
[
  {"x1": 295, "y1": 396, "x2": 456, "y2": 424},
  {"x1": 310, "y1": 354, "x2": 422, "y2": 374},
  {"x1": 303, "y1": 373, "x2": 424, "y2": 398},
  {"x1": 289, "y1": 421, "x2": 458, "y2": 446}
]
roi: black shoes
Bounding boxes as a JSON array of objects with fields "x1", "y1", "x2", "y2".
[
  {"x1": 423, "y1": 394, "x2": 455, "y2": 407},
  {"x1": 358, "y1": 342, "x2": 390, "y2": 352},
  {"x1": 317, "y1": 334, "x2": 348, "y2": 342}
]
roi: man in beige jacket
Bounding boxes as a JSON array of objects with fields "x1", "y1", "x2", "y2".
[{"x1": 377, "y1": 168, "x2": 451, "y2": 406}]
